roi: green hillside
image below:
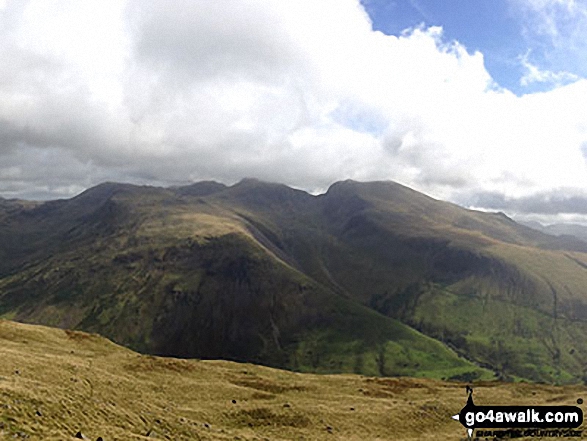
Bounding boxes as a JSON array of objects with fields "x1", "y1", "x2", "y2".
[{"x1": 3, "y1": 179, "x2": 587, "y2": 382}]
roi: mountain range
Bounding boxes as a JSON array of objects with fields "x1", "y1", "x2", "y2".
[
  {"x1": 520, "y1": 220, "x2": 587, "y2": 244},
  {"x1": 2, "y1": 179, "x2": 587, "y2": 383}
]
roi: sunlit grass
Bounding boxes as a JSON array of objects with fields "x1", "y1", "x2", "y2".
[{"x1": 1, "y1": 320, "x2": 585, "y2": 440}]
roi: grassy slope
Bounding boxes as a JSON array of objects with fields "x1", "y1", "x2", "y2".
[
  {"x1": 1, "y1": 320, "x2": 586, "y2": 441},
  {"x1": 413, "y1": 242, "x2": 587, "y2": 383},
  {"x1": 326, "y1": 186, "x2": 587, "y2": 383}
]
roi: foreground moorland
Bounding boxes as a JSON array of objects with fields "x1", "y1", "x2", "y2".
[{"x1": 0, "y1": 320, "x2": 586, "y2": 440}]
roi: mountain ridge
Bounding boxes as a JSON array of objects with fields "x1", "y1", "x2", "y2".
[{"x1": 3, "y1": 178, "x2": 587, "y2": 382}]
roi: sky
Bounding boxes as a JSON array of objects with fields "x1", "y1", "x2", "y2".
[{"x1": 1, "y1": 0, "x2": 587, "y2": 224}]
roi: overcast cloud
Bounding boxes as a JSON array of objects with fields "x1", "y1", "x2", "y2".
[{"x1": 1, "y1": 0, "x2": 587, "y2": 222}]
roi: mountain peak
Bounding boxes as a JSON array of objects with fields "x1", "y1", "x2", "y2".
[
  {"x1": 219, "y1": 178, "x2": 313, "y2": 208},
  {"x1": 74, "y1": 182, "x2": 140, "y2": 200},
  {"x1": 232, "y1": 177, "x2": 292, "y2": 189},
  {"x1": 326, "y1": 179, "x2": 412, "y2": 194}
]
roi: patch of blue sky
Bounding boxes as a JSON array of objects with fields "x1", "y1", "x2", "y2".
[
  {"x1": 360, "y1": 0, "x2": 583, "y2": 95},
  {"x1": 330, "y1": 102, "x2": 389, "y2": 136}
]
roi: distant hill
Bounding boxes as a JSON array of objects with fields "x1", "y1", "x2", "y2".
[
  {"x1": 3, "y1": 179, "x2": 587, "y2": 382},
  {"x1": 520, "y1": 219, "x2": 587, "y2": 244}
]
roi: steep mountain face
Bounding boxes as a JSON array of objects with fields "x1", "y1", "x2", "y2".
[{"x1": 2, "y1": 179, "x2": 587, "y2": 382}]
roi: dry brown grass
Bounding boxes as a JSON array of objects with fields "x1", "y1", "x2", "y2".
[{"x1": 1, "y1": 319, "x2": 586, "y2": 440}]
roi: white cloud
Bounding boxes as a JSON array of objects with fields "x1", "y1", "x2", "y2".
[
  {"x1": 519, "y1": 51, "x2": 579, "y2": 86},
  {"x1": 514, "y1": 0, "x2": 586, "y2": 37},
  {"x1": 1, "y1": 0, "x2": 587, "y2": 218},
  {"x1": 511, "y1": 0, "x2": 587, "y2": 82}
]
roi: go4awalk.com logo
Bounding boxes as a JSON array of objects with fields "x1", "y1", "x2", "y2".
[{"x1": 452, "y1": 387, "x2": 583, "y2": 439}]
